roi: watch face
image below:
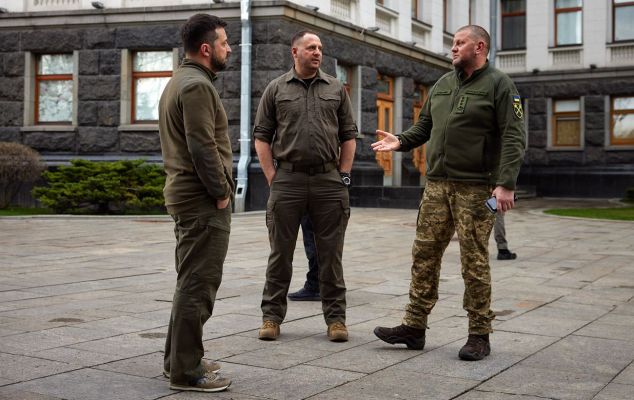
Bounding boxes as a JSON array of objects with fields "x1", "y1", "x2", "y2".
[{"x1": 342, "y1": 176, "x2": 351, "y2": 185}]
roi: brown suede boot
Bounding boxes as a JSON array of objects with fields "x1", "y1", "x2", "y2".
[{"x1": 458, "y1": 334, "x2": 491, "y2": 361}]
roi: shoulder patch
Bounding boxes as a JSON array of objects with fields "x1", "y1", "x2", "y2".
[{"x1": 512, "y1": 95, "x2": 523, "y2": 119}]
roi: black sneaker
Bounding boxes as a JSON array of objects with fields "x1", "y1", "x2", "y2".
[
  {"x1": 373, "y1": 324, "x2": 426, "y2": 350},
  {"x1": 497, "y1": 249, "x2": 517, "y2": 260},
  {"x1": 458, "y1": 334, "x2": 491, "y2": 361},
  {"x1": 288, "y1": 287, "x2": 320, "y2": 301}
]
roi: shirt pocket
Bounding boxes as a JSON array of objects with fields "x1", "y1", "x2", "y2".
[
  {"x1": 275, "y1": 93, "x2": 302, "y2": 120},
  {"x1": 318, "y1": 92, "x2": 341, "y2": 121}
]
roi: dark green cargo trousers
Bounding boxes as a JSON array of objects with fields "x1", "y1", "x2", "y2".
[
  {"x1": 163, "y1": 203, "x2": 231, "y2": 385},
  {"x1": 261, "y1": 167, "x2": 350, "y2": 325}
]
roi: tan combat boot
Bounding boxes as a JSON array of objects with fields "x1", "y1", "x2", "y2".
[
  {"x1": 327, "y1": 321, "x2": 348, "y2": 342},
  {"x1": 258, "y1": 320, "x2": 280, "y2": 340}
]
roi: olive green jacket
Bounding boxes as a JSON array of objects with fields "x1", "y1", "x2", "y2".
[
  {"x1": 158, "y1": 59, "x2": 234, "y2": 214},
  {"x1": 398, "y1": 63, "x2": 526, "y2": 190}
]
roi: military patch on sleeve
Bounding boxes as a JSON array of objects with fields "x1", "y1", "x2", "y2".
[{"x1": 512, "y1": 95, "x2": 523, "y2": 119}]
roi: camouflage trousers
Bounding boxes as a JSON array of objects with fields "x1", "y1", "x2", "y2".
[{"x1": 403, "y1": 180, "x2": 496, "y2": 335}]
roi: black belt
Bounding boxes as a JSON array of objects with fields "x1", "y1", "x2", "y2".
[{"x1": 277, "y1": 161, "x2": 337, "y2": 175}]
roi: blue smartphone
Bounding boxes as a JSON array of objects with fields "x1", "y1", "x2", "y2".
[{"x1": 485, "y1": 197, "x2": 497, "y2": 213}]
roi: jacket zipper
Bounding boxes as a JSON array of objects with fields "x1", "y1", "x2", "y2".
[{"x1": 441, "y1": 75, "x2": 462, "y2": 178}]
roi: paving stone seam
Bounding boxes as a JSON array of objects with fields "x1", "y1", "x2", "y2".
[{"x1": 586, "y1": 359, "x2": 634, "y2": 399}]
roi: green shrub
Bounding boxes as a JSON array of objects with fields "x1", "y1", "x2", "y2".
[
  {"x1": 0, "y1": 142, "x2": 45, "y2": 209},
  {"x1": 32, "y1": 159, "x2": 166, "y2": 214}
]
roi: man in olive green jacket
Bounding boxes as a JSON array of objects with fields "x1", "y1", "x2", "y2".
[
  {"x1": 158, "y1": 14, "x2": 233, "y2": 392},
  {"x1": 372, "y1": 25, "x2": 526, "y2": 361}
]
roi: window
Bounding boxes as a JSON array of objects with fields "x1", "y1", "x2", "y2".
[
  {"x1": 376, "y1": 74, "x2": 394, "y2": 177},
  {"x1": 131, "y1": 51, "x2": 173, "y2": 123},
  {"x1": 335, "y1": 63, "x2": 352, "y2": 95},
  {"x1": 412, "y1": 0, "x2": 421, "y2": 20},
  {"x1": 35, "y1": 54, "x2": 73, "y2": 124},
  {"x1": 555, "y1": 0, "x2": 582, "y2": 46},
  {"x1": 412, "y1": 84, "x2": 428, "y2": 177},
  {"x1": 501, "y1": 0, "x2": 526, "y2": 50},
  {"x1": 444, "y1": 0, "x2": 449, "y2": 32},
  {"x1": 613, "y1": 0, "x2": 634, "y2": 42},
  {"x1": 611, "y1": 96, "x2": 634, "y2": 145},
  {"x1": 552, "y1": 99, "x2": 581, "y2": 147}
]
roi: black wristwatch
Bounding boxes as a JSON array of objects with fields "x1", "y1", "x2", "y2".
[
  {"x1": 340, "y1": 172, "x2": 352, "y2": 188},
  {"x1": 397, "y1": 135, "x2": 404, "y2": 148}
]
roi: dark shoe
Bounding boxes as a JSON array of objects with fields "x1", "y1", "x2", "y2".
[
  {"x1": 169, "y1": 373, "x2": 231, "y2": 392},
  {"x1": 497, "y1": 249, "x2": 517, "y2": 260},
  {"x1": 163, "y1": 360, "x2": 220, "y2": 379},
  {"x1": 458, "y1": 334, "x2": 491, "y2": 361},
  {"x1": 288, "y1": 287, "x2": 320, "y2": 301},
  {"x1": 258, "y1": 320, "x2": 280, "y2": 340},
  {"x1": 327, "y1": 321, "x2": 348, "y2": 342},
  {"x1": 373, "y1": 324, "x2": 426, "y2": 350}
]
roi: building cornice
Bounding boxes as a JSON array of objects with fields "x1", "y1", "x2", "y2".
[
  {"x1": 510, "y1": 67, "x2": 634, "y2": 83},
  {"x1": 0, "y1": 0, "x2": 451, "y2": 70}
]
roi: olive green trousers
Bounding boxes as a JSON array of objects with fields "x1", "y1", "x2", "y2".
[
  {"x1": 261, "y1": 168, "x2": 350, "y2": 325},
  {"x1": 164, "y1": 203, "x2": 230, "y2": 385}
]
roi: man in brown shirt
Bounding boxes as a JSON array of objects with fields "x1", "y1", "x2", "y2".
[
  {"x1": 158, "y1": 14, "x2": 232, "y2": 392},
  {"x1": 253, "y1": 30, "x2": 357, "y2": 342}
]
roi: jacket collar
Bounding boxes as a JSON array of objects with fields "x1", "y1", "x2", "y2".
[
  {"x1": 181, "y1": 58, "x2": 217, "y2": 82},
  {"x1": 455, "y1": 61, "x2": 489, "y2": 84}
]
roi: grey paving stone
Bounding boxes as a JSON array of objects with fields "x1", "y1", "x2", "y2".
[
  {"x1": 1, "y1": 203, "x2": 634, "y2": 399},
  {"x1": 613, "y1": 363, "x2": 634, "y2": 385},
  {"x1": 9, "y1": 368, "x2": 172, "y2": 400},
  {"x1": 95, "y1": 352, "x2": 164, "y2": 378},
  {"x1": 592, "y1": 383, "x2": 634, "y2": 400},
  {"x1": 203, "y1": 334, "x2": 276, "y2": 360},
  {"x1": 69, "y1": 330, "x2": 166, "y2": 357},
  {"x1": 478, "y1": 365, "x2": 609, "y2": 400},
  {"x1": 494, "y1": 313, "x2": 588, "y2": 337},
  {"x1": 395, "y1": 331, "x2": 557, "y2": 381},
  {"x1": 32, "y1": 347, "x2": 125, "y2": 367},
  {"x1": 521, "y1": 335, "x2": 634, "y2": 378},
  {"x1": 223, "y1": 343, "x2": 332, "y2": 370},
  {"x1": 310, "y1": 368, "x2": 479, "y2": 400},
  {"x1": 212, "y1": 363, "x2": 364, "y2": 400},
  {"x1": 575, "y1": 321, "x2": 634, "y2": 342},
  {"x1": 455, "y1": 391, "x2": 552, "y2": 400},
  {"x1": 306, "y1": 340, "x2": 423, "y2": 373},
  {"x1": 598, "y1": 313, "x2": 634, "y2": 326},
  {"x1": 0, "y1": 388, "x2": 64, "y2": 400},
  {"x1": 0, "y1": 353, "x2": 77, "y2": 382}
]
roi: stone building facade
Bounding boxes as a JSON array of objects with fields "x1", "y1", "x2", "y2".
[
  {"x1": 0, "y1": 1, "x2": 449, "y2": 210},
  {"x1": 1, "y1": 0, "x2": 633, "y2": 209}
]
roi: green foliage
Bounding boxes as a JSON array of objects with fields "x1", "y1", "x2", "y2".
[
  {"x1": 32, "y1": 159, "x2": 166, "y2": 214},
  {"x1": 0, "y1": 142, "x2": 45, "y2": 209},
  {"x1": 544, "y1": 207, "x2": 634, "y2": 221}
]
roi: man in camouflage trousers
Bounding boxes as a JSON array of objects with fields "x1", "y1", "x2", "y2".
[{"x1": 371, "y1": 25, "x2": 526, "y2": 361}]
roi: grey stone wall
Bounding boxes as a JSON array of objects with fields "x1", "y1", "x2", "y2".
[
  {"x1": 515, "y1": 75, "x2": 634, "y2": 196},
  {"x1": 517, "y1": 76, "x2": 634, "y2": 168}
]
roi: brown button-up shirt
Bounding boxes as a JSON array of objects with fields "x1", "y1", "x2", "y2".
[{"x1": 253, "y1": 68, "x2": 358, "y2": 165}]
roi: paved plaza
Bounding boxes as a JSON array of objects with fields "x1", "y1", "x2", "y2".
[{"x1": 0, "y1": 199, "x2": 633, "y2": 400}]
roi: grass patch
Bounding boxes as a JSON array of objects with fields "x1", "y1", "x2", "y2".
[
  {"x1": 0, "y1": 207, "x2": 54, "y2": 216},
  {"x1": 544, "y1": 207, "x2": 634, "y2": 221}
]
